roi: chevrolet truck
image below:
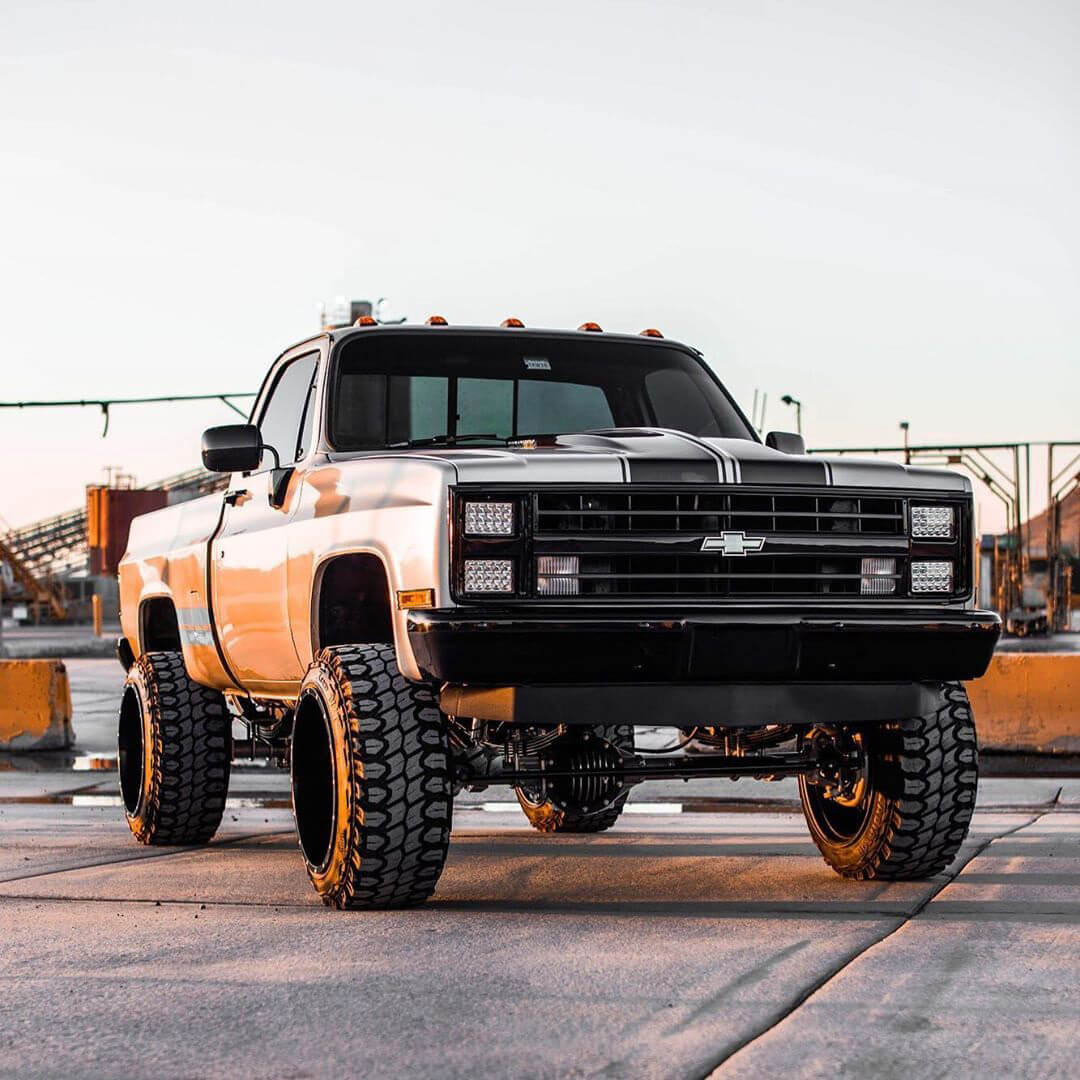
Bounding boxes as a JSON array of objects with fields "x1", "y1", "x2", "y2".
[{"x1": 115, "y1": 318, "x2": 1000, "y2": 908}]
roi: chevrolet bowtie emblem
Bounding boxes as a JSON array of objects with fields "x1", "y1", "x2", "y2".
[{"x1": 701, "y1": 531, "x2": 766, "y2": 556}]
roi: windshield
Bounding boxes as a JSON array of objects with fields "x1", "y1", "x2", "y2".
[{"x1": 329, "y1": 332, "x2": 755, "y2": 450}]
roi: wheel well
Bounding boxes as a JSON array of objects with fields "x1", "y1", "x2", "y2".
[
  {"x1": 317, "y1": 554, "x2": 393, "y2": 649},
  {"x1": 140, "y1": 597, "x2": 181, "y2": 653}
]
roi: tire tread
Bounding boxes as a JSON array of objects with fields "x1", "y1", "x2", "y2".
[{"x1": 126, "y1": 651, "x2": 230, "y2": 846}]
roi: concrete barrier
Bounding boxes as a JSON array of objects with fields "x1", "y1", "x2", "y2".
[
  {"x1": 0, "y1": 660, "x2": 74, "y2": 751},
  {"x1": 966, "y1": 653, "x2": 1080, "y2": 754}
]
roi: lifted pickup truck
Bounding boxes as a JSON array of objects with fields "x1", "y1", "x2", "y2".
[{"x1": 116, "y1": 318, "x2": 1000, "y2": 908}]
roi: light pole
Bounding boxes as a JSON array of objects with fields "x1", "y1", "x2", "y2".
[
  {"x1": 900, "y1": 421, "x2": 910, "y2": 464},
  {"x1": 780, "y1": 394, "x2": 802, "y2": 435}
]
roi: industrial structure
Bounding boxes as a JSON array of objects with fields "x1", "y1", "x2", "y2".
[
  {"x1": 0, "y1": 467, "x2": 226, "y2": 624},
  {"x1": 1, "y1": 390, "x2": 1076, "y2": 636},
  {"x1": 811, "y1": 440, "x2": 1080, "y2": 634}
]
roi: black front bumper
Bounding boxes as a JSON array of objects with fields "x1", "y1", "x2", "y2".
[{"x1": 407, "y1": 605, "x2": 1001, "y2": 685}]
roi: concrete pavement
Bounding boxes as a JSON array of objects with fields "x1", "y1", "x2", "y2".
[
  {"x1": 1, "y1": 796, "x2": 1075, "y2": 1079},
  {"x1": 0, "y1": 661, "x2": 1077, "y2": 1078}
]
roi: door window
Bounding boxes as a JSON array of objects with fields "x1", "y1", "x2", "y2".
[{"x1": 257, "y1": 354, "x2": 318, "y2": 469}]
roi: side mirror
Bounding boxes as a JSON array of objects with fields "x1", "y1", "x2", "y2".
[
  {"x1": 201, "y1": 424, "x2": 262, "y2": 474},
  {"x1": 765, "y1": 430, "x2": 806, "y2": 455}
]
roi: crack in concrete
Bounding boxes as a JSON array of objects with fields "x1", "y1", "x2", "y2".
[{"x1": 694, "y1": 811, "x2": 1044, "y2": 1079}]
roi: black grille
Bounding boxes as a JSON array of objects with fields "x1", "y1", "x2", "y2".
[
  {"x1": 531, "y1": 487, "x2": 906, "y2": 600},
  {"x1": 542, "y1": 554, "x2": 887, "y2": 598},
  {"x1": 535, "y1": 490, "x2": 904, "y2": 537}
]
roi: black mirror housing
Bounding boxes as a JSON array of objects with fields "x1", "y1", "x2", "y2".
[
  {"x1": 202, "y1": 424, "x2": 262, "y2": 474},
  {"x1": 765, "y1": 430, "x2": 806, "y2": 455}
]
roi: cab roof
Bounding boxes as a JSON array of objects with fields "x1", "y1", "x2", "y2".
[{"x1": 325, "y1": 321, "x2": 698, "y2": 354}]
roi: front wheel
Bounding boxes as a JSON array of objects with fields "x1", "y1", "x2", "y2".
[
  {"x1": 290, "y1": 644, "x2": 453, "y2": 909},
  {"x1": 799, "y1": 682, "x2": 978, "y2": 880}
]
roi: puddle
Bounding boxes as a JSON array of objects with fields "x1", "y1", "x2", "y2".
[
  {"x1": 0, "y1": 790, "x2": 295, "y2": 809},
  {"x1": 0, "y1": 752, "x2": 287, "y2": 775},
  {"x1": 72, "y1": 756, "x2": 119, "y2": 771},
  {"x1": 0, "y1": 789, "x2": 793, "y2": 814},
  {"x1": 458, "y1": 799, "x2": 795, "y2": 815},
  {"x1": 0, "y1": 753, "x2": 118, "y2": 773}
]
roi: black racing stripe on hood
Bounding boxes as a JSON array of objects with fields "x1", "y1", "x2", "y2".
[
  {"x1": 737, "y1": 458, "x2": 829, "y2": 485},
  {"x1": 628, "y1": 459, "x2": 721, "y2": 484},
  {"x1": 557, "y1": 430, "x2": 722, "y2": 484}
]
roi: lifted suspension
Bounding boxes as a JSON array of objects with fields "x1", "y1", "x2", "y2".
[{"x1": 457, "y1": 746, "x2": 856, "y2": 787}]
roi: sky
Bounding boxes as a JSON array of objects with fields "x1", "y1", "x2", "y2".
[{"x1": 1, "y1": 0, "x2": 1077, "y2": 533}]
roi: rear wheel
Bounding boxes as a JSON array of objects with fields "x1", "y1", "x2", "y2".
[
  {"x1": 516, "y1": 725, "x2": 635, "y2": 833},
  {"x1": 798, "y1": 682, "x2": 978, "y2": 880},
  {"x1": 290, "y1": 644, "x2": 452, "y2": 909},
  {"x1": 117, "y1": 651, "x2": 231, "y2": 845}
]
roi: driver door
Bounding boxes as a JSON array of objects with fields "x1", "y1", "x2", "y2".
[{"x1": 212, "y1": 348, "x2": 320, "y2": 695}]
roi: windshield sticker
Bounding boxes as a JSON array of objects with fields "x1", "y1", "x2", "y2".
[{"x1": 523, "y1": 357, "x2": 551, "y2": 371}]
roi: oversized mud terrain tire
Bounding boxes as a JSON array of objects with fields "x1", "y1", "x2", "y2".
[
  {"x1": 516, "y1": 724, "x2": 635, "y2": 834},
  {"x1": 118, "y1": 651, "x2": 231, "y2": 845},
  {"x1": 290, "y1": 644, "x2": 453, "y2": 909},
  {"x1": 799, "y1": 682, "x2": 978, "y2": 880}
]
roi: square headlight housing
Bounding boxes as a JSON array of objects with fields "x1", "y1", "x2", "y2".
[
  {"x1": 911, "y1": 505, "x2": 955, "y2": 539},
  {"x1": 911, "y1": 560, "x2": 954, "y2": 594},
  {"x1": 464, "y1": 501, "x2": 515, "y2": 537},
  {"x1": 463, "y1": 559, "x2": 514, "y2": 593}
]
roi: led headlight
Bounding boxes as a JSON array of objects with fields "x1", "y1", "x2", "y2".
[
  {"x1": 537, "y1": 555, "x2": 579, "y2": 596},
  {"x1": 463, "y1": 559, "x2": 513, "y2": 593},
  {"x1": 911, "y1": 505, "x2": 954, "y2": 539},
  {"x1": 464, "y1": 501, "x2": 515, "y2": 536},
  {"x1": 911, "y1": 560, "x2": 953, "y2": 593},
  {"x1": 860, "y1": 557, "x2": 897, "y2": 596}
]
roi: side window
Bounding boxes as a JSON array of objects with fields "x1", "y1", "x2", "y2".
[
  {"x1": 257, "y1": 354, "x2": 318, "y2": 470},
  {"x1": 297, "y1": 375, "x2": 317, "y2": 459}
]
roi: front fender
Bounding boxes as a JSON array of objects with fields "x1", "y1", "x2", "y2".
[{"x1": 289, "y1": 460, "x2": 455, "y2": 683}]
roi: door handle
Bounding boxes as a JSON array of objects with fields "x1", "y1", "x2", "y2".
[{"x1": 224, "y1": 489, "x2": 250, "y2": 506}]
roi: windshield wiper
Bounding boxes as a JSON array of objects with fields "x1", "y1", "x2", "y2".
[{"x1": 385, "y1": 433, "x2": 504, "y2": 449}]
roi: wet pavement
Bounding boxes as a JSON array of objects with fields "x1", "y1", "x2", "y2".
[
  {"x1": 0, "y1": 661, "x2": 1077, "y2": 1078},
  {"x1": 0, "y1": 625, "x2": 120, "y2": 659}
]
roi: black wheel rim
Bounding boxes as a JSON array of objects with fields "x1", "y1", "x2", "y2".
[
  {"x1": 118, "y1": 684, "x2": 144, "y2": 815},
  {"x1": 291, "y1": 694, "x2": 337, "y2": 872},
  {"x1": 803, "y1": 729, "x2": 873, "y2": 845}
]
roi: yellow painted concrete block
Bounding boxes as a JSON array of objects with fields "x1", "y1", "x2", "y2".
[
  {"x1": 966, "y1": 653, "x2": 1080, "y2": 754},
  {"x1": 0, "y1": 660, "x2": 74, "y2": 751}
]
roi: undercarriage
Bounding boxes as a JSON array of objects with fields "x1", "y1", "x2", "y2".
[
  {"x1": 445, "y1": 718, "x2": 865, "y2": 813},
  {"x1": 118, "y1": 645, "x2": 980, "y2": 908}
]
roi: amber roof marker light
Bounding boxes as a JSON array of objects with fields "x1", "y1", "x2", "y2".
[
  {"x1": 500, "y1": 317, "x2": 525, "y2": 328},
  {"x1": 353, "y1": 315, "x2": 378, "y2": 326},
  {"x1": 639, "y1": 327, "x2": 664, "y2": 338},
  {"x1": 425, "y1": 314, "x2": 449, "y2": 326},
  {"x1": 577, "y1": 321, "x2": 603, "y2": 332}
]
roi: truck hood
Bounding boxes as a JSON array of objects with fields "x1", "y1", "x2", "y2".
[{"x1": 328, "y1": 429, "x2": 968, "y2": 492}]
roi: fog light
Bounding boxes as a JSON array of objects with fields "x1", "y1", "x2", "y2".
[
  {"x1": 911, "y1": 505, "x2": 954, "y2": 539},
  {"x1": 860, "y1": 557, "x2": 897, "y2": 596},
  {"x1": 537, "y1": 555, "x2": 579, "y2": 596},
  {"x1": 464, "y1": 501, "x2": 514, "y2": 536},
  {"x1": 911, "y1": 560, "x2": 953, "y2": 593},
  {"x1": 463, "y1": 559, "x2": 513, "y2": 593}
]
